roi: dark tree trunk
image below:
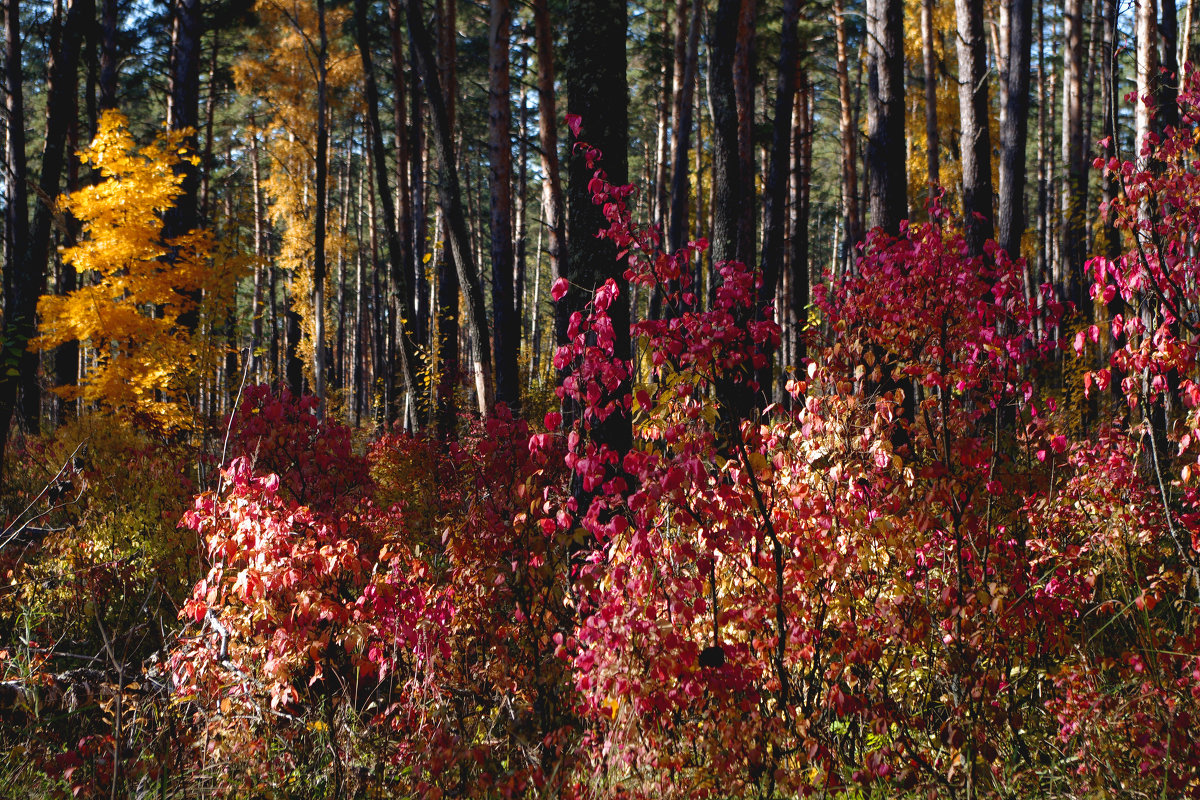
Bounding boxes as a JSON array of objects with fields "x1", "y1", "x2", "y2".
[
  {"x1": 669, "y1": 0, "x2": 701, "y2": 256},
  {"x1": 55, "y1": 107, "x2": 82, "y2": 417},
  {"x1": 564, "y1": 0, "x2": 631, "y2": 455},
  {"x1": 514, "y1": 51, "x2": 529, "y2": 369},
  {"x1": 432, "y1": 0, "x2": 458, "y2": 437},
  {"x1": 732, "y1": 0, "x2": 756, "y2": 266},
  {"x1": 311, "y1": 0, "x2": 329, "y2": 414},
  {"x1": 489, "y1": 0, "x2": 518, "y2": 410},
  {"x1": 164, "y1": 0, "x2": 202, "y2": 345},
  {"x1": 405, "y1": 0, "x2": 494, "y2": 415},
  {"x1": 834, "y1": 0, "x2": 862, "y2": 252},
  {"x1": 356, "y1": 0, "x2": 420, "y2": 427},
  {"x1": 1162, "y1": 0, "x2": 1180, "y2": 129},
  {"x1": 99, "y1": 0, "x2": 117, "y2": 109},
  {"x1": 199, "y1": 27, "x2": 219, "y2": 225},
  {"x1": 533, "y1": 0, "x2": 566, "y2": 348},
  {"x1": 165, "y1": 0, "x2": 202, "y2": 239},
  {"x1": 708, "y1": 0, "x2": 743, "y2": 266},
  {"x1": 756, "y1": 0, "x2": 801, "y2": 403},
  {"x1": 789, "y1": 68, "x2": 812, "y2": 367},
  {"x1": 921, "y1": 0, "x2": 939, "y2": 198},
  {"x1": 1060, "y1": 0, "x2": 1087, "y2": 308},
  {"x1": 866, "y1": 0, "x2": 906, "y2": 235},
  {"x1": 387, "y1": 0, "x2": 419, "y2": 353},
  {"x1": 652, "y1": 0, "x2": 673, "y2": 236},
  {"x1": 0, "y1": 0, "x2": 91, "y2": 471},
  {"x1": 955, "y1": 0, "x2": 994, "y2": 255},
  {"x1": 998, "y1": 0, "x2": 1032, "y2": 258}
]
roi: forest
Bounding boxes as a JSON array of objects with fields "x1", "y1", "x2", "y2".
[{"x1": 1, "y1": 0, "x2": 1200, "y2": 795}]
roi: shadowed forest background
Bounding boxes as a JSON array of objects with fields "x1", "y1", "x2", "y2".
[{"x1": 3, "y1": 0, "x2": 1200, "y2": 796}]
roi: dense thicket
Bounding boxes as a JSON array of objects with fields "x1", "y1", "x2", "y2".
[{"x1": 3, "y1": 0, "x2": 1200, "y2": 797}]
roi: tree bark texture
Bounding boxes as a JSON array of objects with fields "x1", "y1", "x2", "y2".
[{"x1": 866, "y1": 0, "x2": 906, "y2": 236}]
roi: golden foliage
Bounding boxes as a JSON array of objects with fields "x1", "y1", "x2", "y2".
[
  {"x1": 234, "y1": 0, "x2": 363, "y2": 386},
  {"x1": 33, "y1": 111, "x2": 241, "y2": 432}
]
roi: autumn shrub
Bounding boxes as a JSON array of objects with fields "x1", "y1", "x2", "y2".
[
  {"x1": 552, "y1": 151, "x2": 1200, "y2": 799},
  {"x1": 170, "y1": 388, "x2": 579, "y2": 797},
  {"x1": 0, "y1": 415, "x2": 201, "y2": 798},
  {"x1": 162, "y1": 116, "x2": 1200, "y2": 800}
]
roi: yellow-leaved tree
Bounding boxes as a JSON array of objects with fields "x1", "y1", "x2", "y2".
[{"x1": 34, "y1": 110, "x2": 239, "y2": 432}]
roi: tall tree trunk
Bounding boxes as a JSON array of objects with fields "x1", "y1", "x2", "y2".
[
  {"x1": 564, "y1": 0, "x2": 631, "y2": 457},
  {"x1": 533, "y1": 0, "x2": 566, "y2": 348},
  {"x1": 165, "y1": 0, "x2": 202, "y2": 333},
  {"x1": 920, "y1": 0, "x2": 939, "y2": 198},
  {"x1": 489, "y1": 0, "x2": 518, "y2": 410},
  {"x1": 356, "y1": 0, "x2": 420, "y2": 427},
  {"x1": 833, "y1": 0, "x2": 862, "y2": 256},
  {"x1": 387, "y1": 0, "x2": 419, "y2": 353},
  {"x1": 431, "y1": 0, "x2": 459, "y2": 436},
  {"x1": 410, "y1": 37, "x2": 428, "y2": 398},
  {"x1": 652, "y1": 1, "x2": 673, "y2": 235},
  {"x1": 311, "y1": 0, "x2": 329, "y2": 415},
  {"x1": 1099, "y1": 0, "x2": 1121, "y2": 262},
  {"x1": 1162, "y1": 0, "x2": 1180, "y2": 128},
  {"x1": 353, "y1": 165, "x2": 366, "y2": 424},
  {"x1": 756, "y1": 0, "x2": 800, "y2": 403},
  {"x1": 866, "y1": 0, "x2": 906, "y2": 235},
  {"x1": 732, "y1": 0, "x2": 756, "y2": 266},
  {"x1": 708, "y1": 0, "x2": 743, "y2": 266},
  {"x1": 1035, "y1": 1, "x2": 1048, "y2": 283},
  {"x1": 1183, "y1": 0, "x2": 1196, "y2": 71},
  {"x1": 654, "y1": 0, "x2": 701, "y2": 320},
  {"x1": 671, "y1": 0, "x2": 701, "y2": 257},
  {"x1": 514, "y1": 51, "x2": 530, "y2": 371},
  {"x1": 99, "y1": 0, "x2": 117, "y2": 109},
  {"x1": 1061, "y1": 0, "x2": 1087, "y2": 308},
  {"x1": 55, "y1": 99, "x2": 81, "y2": 416},
  {"x1": 2, "y1": 0, "x2": 30, "y2": 452},
  {"x1": 1136, "y1": 0, "x2": 1159, "y2": 163},
  {"x1": 199, "y1": 27, "x2": 219, "y2": 225},
  {"x1": 250, "y1": 124, "x2": 266, "y2": 379},
  {"x1": 405, "y1": 0, "x2": 494, "y2": 418},
  {"x1": 955, "y1": 0, "x2": 994, "y2": 255},
  {"x1": 790, "y1": 68, "x2": 812, "y2": 366},
  {"x1": 998, "y1": 0, "x2": 1032, "y2": 259},
  {"x1": 0, "y1": 0, "x2": 91, "y2": 469}
]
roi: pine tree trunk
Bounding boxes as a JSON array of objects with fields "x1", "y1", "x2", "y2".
[
  {"x1": 489, "y1": 0, "x2": 518, "y2": 410},
  {"x1": 955, "y1": 0, "x2": 994, "y2": 255},
  {"x1": 514, "y1": 51, "x2": 530, "y2": 376},
  {"x1": 564, "y1": 0, "x2": 631, "y2": 457},
  {"x1": 1136, "y1": 0, "x2": 1159, "y2": 163},
  {"x1": 406, "y1": 0, "x2": 494, "y2": 420},
  {"x1": 756, "y1": 0, "x2": 800, "y2": 403},
  {"x1": 653, "y1": 1, "x2": 673, "y2": 235},
  {"x1": 654, "y1": 0, "x2": 701, "y2": 320},
  {"x1": 0, "y1": 0, "x2": 91, "y2": 468},
  {"x1": 708, "y1": 0, "x2": 743, "y2": 266},
  {"x1": 790, "y1": 69, "x2": 812, "y2": 366},
  {"x1": 732, "y1": 0, "x2": 757, "y2": 266},
  {"x1": 866, "y1": 0, "x2": 906, "y2": 235},
  {"x1": 921, "y1": 0, "x2": 939, "y2": 199},
  {"x1": 998, "y1": 0, "x2": 1032, "y2": 259},
  {"x1": 165, "y1": 0, "x2": 202, "y2": 336},
  {"x1": 99, "y1": 0, "x2": 117, "y2": 109},
  {"x1": 533, "y1": 0, "x2": 566, "y2": 350},
  {"x1": 1061, "y1": 0, "x2": 1087, "y2": 308},
  {"x1": 387, "y1": 0, "x2": 420, "y2": 352},
  {"x1": 1162, "y1": 0, "x2": 1180, "y2": 128},
  {"x1": 312, "y1": 0, "x2": 329, "y2": 415},
  {"x1": 356, "y1": 0, "x2": 420, "y2": 427}
]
